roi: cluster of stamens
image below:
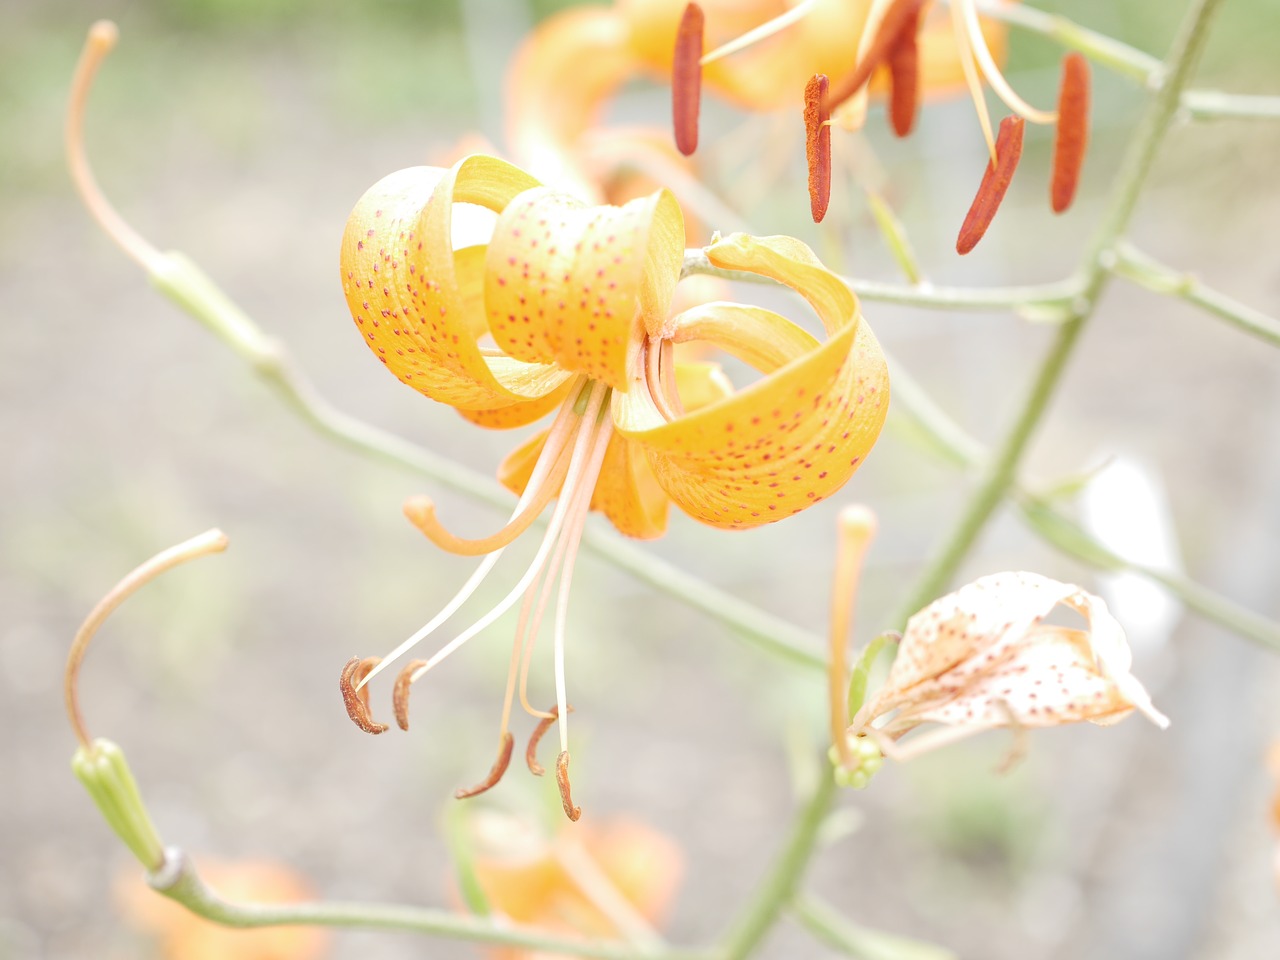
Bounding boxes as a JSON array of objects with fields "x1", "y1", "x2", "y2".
[{"x1": 671, "y1": 0, "x2": 1092, "y2": 252}]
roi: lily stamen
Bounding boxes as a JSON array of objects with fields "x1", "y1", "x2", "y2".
[
  {"x1": 556, "y1": 751, "x2": 582, "y2": 822},
  {"x1": 955, "y1": 0, "x2": 1057, "y2": 126},
  {"x1": 353, "y1": 383, "x2": 599, "y2": 697},
  {"x1": 956, "y1": 114, "x2": 1025, "y2": 255},
  {"x1": 455, "y1": 732, "x2": 515, "y2": 799},
  {"x1": 398, "y1": 383, "x2": 610, "y2": 691},
  {"x1": 526, "y1": 704, "x2": 570, "y2": 776},
  {"x1": 698, "y1": 0, "x2": 818, "y2": 67},
  {"x1": 67, "y1": 21, "x2": 164, "y2": 273},
  {"x1": 949, "y1": 0, "x2": 998, "y2": 162},
  {"x1": 804, "y1": 74, "x2": 832, "y2": 223},
  {"x1": 828, "y1": 0, "x2": 925, "y2": 112},
  {"x1": 673, "y1": 3, "x2": 705, "y2": 156},
  {"x1": 392, "y1": 659, "x2": 428, "y2": 731},
  {"x1": 1050, "y1": 53, "x2": 1091, "y2": 214},
  {"x1": 340, "y1": 656, "x2": 390, "y2": 735}
]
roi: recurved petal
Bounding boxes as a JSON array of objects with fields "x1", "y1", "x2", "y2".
[
  {"x1": 484, "y1": 187, "x2": 685, "y2": 391},
  {"x1": 615, "y1": 237, "x2": 887, "y2": 529},
  {"x1": 341, "y1": 159, "x2": 570, "y2": 414}
]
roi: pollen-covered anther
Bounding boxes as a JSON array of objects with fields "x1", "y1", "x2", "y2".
[
  {"x1": 340, "y1": 656, "x2": 389, "y2": 735},
  {"x1": 1050, "y1": 53, "x2": 1091, "y2": 214},
  {"x1": 455, "y1": 732, "x2": 515, "y2": 800},
  {"x1": 956, "y1": 115, "x2": 1025, "y2": 255},
  {"x1": 556, "y1": 750, "x2": 583, "y2": 822},
  {"x1": 526, "y1": 704, "x2": 573, "y2": 776},
  {"x1": 829, "y1": 0, "x2": 927, "y2": 111},
  {"x1": 804, "y1": 75, "x2": 832, "y2": 224},
  {"x1": 392, "y1": 659, "x2": 429, "y2": 731},
  {"x1": 672, "y1": 3, "x2": 705, "y2": 156}
]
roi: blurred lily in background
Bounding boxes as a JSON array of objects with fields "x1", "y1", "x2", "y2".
[
  {"x1": 338, "y1": 155, "x2": 888, "y2": 818},
  {"x1": 464, "y1": 810, "x2": 682, "y2": 958},
  {"x1": 117, "y1": 860, "x2": 327, "y2": 960}
]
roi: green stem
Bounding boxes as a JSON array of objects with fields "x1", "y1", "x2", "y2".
[
  {"x1": 891, "y1": 0, "x2": 1229, "y2": 627},
  {"x1": 150, "y1": 849, "x2": 711, "y2": 960},
  {"x1": 720, "y1": 767, "x2": 837, "y2": 960},
  {"x1": 1182, "y1": 89, "x2": 1280, "y2": 120},
  {"x1": 1109, "y1": 243, "x2": 1280, "y2": 348},
  {"x1": 791, "y1": 894, "x2": 956, "y2": 960}
]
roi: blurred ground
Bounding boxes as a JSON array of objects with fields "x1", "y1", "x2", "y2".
[{"x1": 2, "y1": 1, "x2": 1279, "y2": 958}]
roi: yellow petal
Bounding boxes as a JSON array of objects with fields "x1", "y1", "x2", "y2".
[
  {"x1": 673, "y1": 360, "x2": 735, "y2": 412},
  {"x1": 614, "y1": 235, "x2": 888, "y2": 529},
  {"x1": 667, "y1": 302, "x2": 820, "y2": 371},
  {"x1": 497, "y1": 428, "x2": 555, "y2": 498},
  {"x1": 340, "y1": 159, "x2": 572, "y2": 413},
  {"x1": 484, "y1": 187, "x2": 685, "y2": 391},
  {"x1": 590, "y1": 435, "x2": 670, "y2": 540}
]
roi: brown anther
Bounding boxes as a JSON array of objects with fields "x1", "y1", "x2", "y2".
[
  {"x1": 555, "y1": 751, "x2": 582, "y2": 822},
  {"x1": 803, "y1": 74, "x2": 831, "y2": 224},
  {"x1": 340, "y1": 656, "x2": 389, "y2": 735},
  {"x1": 829, "y1": 0, "x2": 927, "y2": 111},
  {"x1": 454, "y1": 732, "x2": 515, "y2": 800},
  {"x1": 1050, "y1": 52, "x2": 1091, "y2": 214},
  {"x1": 673, "y1": 3, "x2": 705, "y2": 156},
  {"x1": 956, "y1": 115, "x2": 1025, "y2": 255},
  {"x1": 886, "y1": 6, "x2": 922, "y2": 138},
  {"x1": 392, "y1": 659, "x2": 428, "y2": 731},
  {"x1": 526, "y1": 704, "x2": 574, "y2": 776}
]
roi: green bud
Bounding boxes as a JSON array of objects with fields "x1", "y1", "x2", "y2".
[{"x1": 71, "y1": 739, "x2": 165, "y2": 870}]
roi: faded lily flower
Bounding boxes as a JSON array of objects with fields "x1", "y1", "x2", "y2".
[
  {"x1": 339, "y1": 155, "x2": 889, "y2": 817},
  {"x1": 847, "y1": 572, "x2": 1169, "y2": 763},
  {"x1": 466, "y1": 810, "x2": 682, "y2": 958}
]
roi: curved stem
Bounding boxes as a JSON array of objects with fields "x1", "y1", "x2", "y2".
[
  {"x1": 892, "y1": 0, "x2": 1229, "y2": 627},
  {"x1": 149, "y1": 849, "x2": 709, "y2": 960},
  {"x1": 720, "y1": 767, "x2": 837, "y2": 960}
]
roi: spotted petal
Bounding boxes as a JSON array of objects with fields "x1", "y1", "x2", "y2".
[
  {"x1": 483, "y1": 186, "x2": 685, "y2": 392},
  {"x1": 613, "y1": 234, "x2": 888, "y2": 529},
  {"x1": 340, "y1": 157, "x2": 572, "y2": 414},
  {"x1": 862, "y1": 572, "x2": 1169, "y2": 731}
]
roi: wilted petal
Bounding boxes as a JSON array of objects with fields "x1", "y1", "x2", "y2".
[{"x1": 859, "y1": 572, "x2": 1169, "y2": 736}]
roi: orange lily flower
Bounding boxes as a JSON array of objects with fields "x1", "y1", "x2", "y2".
[
  {"x1": 467, "y1": 811, "x2": 682, "y2": 958},
  {"x1": 338, "y1": 155, "x2": 889, "y2": 818},
  {"x1": 847, "y1": 572, "x2": 1169, "y2": 763},
  {"x1": 117, "y1": 860, "x2": 327, "y2": 960}
]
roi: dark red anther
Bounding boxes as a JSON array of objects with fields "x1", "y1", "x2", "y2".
[
  {"x1": 556, "y1": 750, "x2": 582, "y2": 822},
  {"x1": 673, "y1": 3, "x2": 705, "y2": 156},
  {"x1": 526, "y1": 704, "x2": 571, "y2": 776},
  {"x1": 956, "y1": 115, "x2": 1025, "y2": 255},
  {"x1": 1050, "y1": 53, "x2": 1091, "y2": 214},
  {"x1": 804, "y1": 74, "x2": 832, "y2": 223},
  {"x1": 886, "y1": 7, "x2": 922, "y2": 137}
]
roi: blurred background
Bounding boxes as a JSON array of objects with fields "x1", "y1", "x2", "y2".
[{"x1": 3, "y1": 0, "x2": 1279, "y2": 957}]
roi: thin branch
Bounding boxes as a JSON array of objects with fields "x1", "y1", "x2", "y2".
[
  {"x1": 791, "y1": 893, "x2": 957, "y2": 960},
  {"x1": 1181, "y1": 89, "x2": 1280, "y2": 121},
  {"x1": 149, "y1": 848, "x2": 711, "y2": 960},
  {"x1": 720, "y1": 768, "x2": 837, "y2": 960},
  {"x1": 1109, "y1": 243, "x2": 1280, "y2": 348}
]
